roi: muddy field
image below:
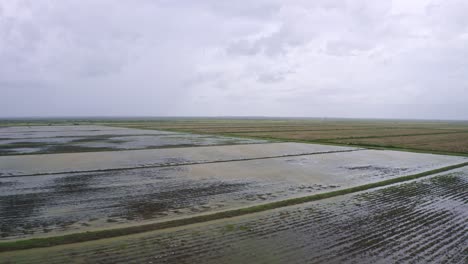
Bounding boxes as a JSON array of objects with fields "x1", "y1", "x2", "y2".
[
  {"x1": 0, "y1": 125, "x2": 268, "y2": 155},
  {"x1": 1, "y1": 169, "x2": 466, "y2": 264},
  {"x1": 0, "y1": 144, "x2": 465, "y2": 239}
]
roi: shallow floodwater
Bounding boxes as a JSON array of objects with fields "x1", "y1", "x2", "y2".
[
  {"x1": 0, "y1": 147, "x2": 465, "y2": 239},
  {"x1": 0, "y1": 142, "x2": 358, "y2": 176},
  {"x1": 0, "y1": 125, "x2": 269, "y2": 155},
  {"x1": 1, "y1": 125, "x2": 467, "y2": 243},
  {"x1": 1, "y1": 170, "x2": 466, "y2": 264}
]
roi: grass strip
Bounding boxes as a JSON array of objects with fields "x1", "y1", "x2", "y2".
[{"x1": 1, "y1": 161, "x2": 467, "y2": 252}]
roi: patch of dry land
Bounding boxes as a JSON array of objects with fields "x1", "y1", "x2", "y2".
[
  {"x1": 231, "y1": 129, "x2": 464, "y2": 141},
  {"x1": 0, "y1": 122, "x2": 467, "y2": 263},
  {"x1": 331, "y1": 132, "x2": 468, "y2": 154}
]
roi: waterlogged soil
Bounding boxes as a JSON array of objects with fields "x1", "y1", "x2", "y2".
[
  {"x1": 0, "y1": 142, "x2": 358, "y2": 177},
  {"x1": 0, "y1": 125, "x2": 268, "y2": 155},
  {"x1": 0, "y1": 167, "x2": 252, "y2": 239},
  {"x1": 0, "y1": 149, "x2": 466, "y2": 239},
  {"x1": 1, "y1": 170, "x2": 466, "y2": 264},
  {"x1": 0, "y1": 162, "x2": 347, "y2": 240}
]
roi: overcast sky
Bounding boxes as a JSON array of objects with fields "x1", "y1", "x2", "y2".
[{"x1": 1, "y1": 0, "x2": 468, "y2": 119}]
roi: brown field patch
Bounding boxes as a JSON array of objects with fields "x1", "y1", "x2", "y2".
[
  {"x1": 98, "y1": 119, "x2": 468, "y2": 133},
  {"x1": 98, "y1": 119, "x2": 468, "y2": 154},
  {"x1": 230, "y1": 129, "x2": 464, "y2": 141},
  {"x1": 332, "y1": 132, "x2": 468, "y2": 153}
]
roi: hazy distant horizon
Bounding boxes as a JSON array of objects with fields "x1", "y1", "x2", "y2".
[{"x1": 1, "y1": 115, "x2": 468, "y2": 122}]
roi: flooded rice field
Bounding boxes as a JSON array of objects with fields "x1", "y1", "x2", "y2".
[
  {"x1": 1, "y1": 124, "x2": 467, "y2": 263},
  {"x1": 0, "y1": 146, "x2": 466, "y2": 239},
  {"x1": 1, "y1": 169, "x2": 466, "y2": 264},
  {"x1": 0, "y1": 142, "x2": 358, "y2": 177},
  {"x1": 0, "y1": 125, "x2": 268, "y2": 155}
]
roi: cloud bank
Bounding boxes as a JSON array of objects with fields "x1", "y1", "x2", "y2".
[{"x1": 1, "y1": 0, "x2": 468, "y2": 119}]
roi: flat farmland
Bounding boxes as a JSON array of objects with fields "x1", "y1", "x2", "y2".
[
  {"x1": 331, "y1": 132, "x2": 468, "y2": 154},
  {"x1": 96, "y1": 118, "x2": 468, "y2": 154},
  {"x1": 2, "y1": 146, "x2": 464, "y2": 240},
  {"x1": 1, "y1": 120, "x2": 467, "y2": 263},
  {"x1": 229, "y1": 129, "x2": 465, "y2": 141},
  {"x1": 2, "y1": 169, "x2": 466, "y2": 263},
  {"x1": 117, "y1": 125, "x2": 462, "y2": 134}
]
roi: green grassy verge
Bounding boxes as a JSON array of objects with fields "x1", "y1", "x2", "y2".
[{"x1": 1, "y1": 161, "x2": 467, "y2": 252}]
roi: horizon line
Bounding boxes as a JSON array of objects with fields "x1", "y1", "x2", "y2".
[{"x1": 1, "y1": 116, "x2": 468, "y2": 122}]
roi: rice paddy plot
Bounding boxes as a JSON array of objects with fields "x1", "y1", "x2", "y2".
[
  {"x1": 1, "y1": 122, "x2": 467, "y2": 263},
  {"x1": 0, "y1": 146, "x2": 465, "y2": 239},
  {"x1": 0, "y1": 142, "x2": 357, "y2": 177},
  {"x1": 1, "y1": 169, "x2": 466, "y2": 264},
  {"x1": 0, "y1": 125, "x2": 269, "y2": 155}
]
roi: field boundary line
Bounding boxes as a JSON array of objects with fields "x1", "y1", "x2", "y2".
[
  {"x1": 109, "y1": 127, "x2": 464, "y2": 134},
  {"x1": 103, "y1": 124, "x2": 468, "y2": 143},
  {"x1": 214, "y1": 133, "x2": 468, "y2": 157},
  {"x1": 318, "y1": 131, "x2": 468, "y2": 141},
  {"x1": 230, "y1": 131, "x2": 468, "y2": 138},
  {"x1": 226, "y1": 131, "x2": 468, "y2": 143},
  {"x1": 102, "y1": 125, "x2": 468, "y2": 157},
  {"x1": 0, "y1": 148, "x2": 364, "y2": 178},
  {"x1": 1, "y1": 161, "x2": 467, "y2": 252}
]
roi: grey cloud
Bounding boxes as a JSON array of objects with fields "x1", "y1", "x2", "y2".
[
  {"x1": 325, "y1": 39, "x2": 376, "y2": 56},
  {"x1": 427, "y1": 0, "x2": 468, "y2": 37},
  {"x1": 226, "y1": 39, "x2": 262, "y2": 56},
  {"x1": 258, "y1": 25, "x2": 306, "y2": 57},
  {"x1": 257, "y1": 69, "x2": 295, "y2": 84},
  {"x1": 257, "y1": 73, "x2": 284, "y2": 83},
  {"x1": 1, "y1": 0, "x2": 468, "y2": 119},
  {"x1": 226, "y1": 23, "x2": 311, "y2": 57},
  {"x1": 191, "y1": 1, "x2": 281, "y2": 19}
]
